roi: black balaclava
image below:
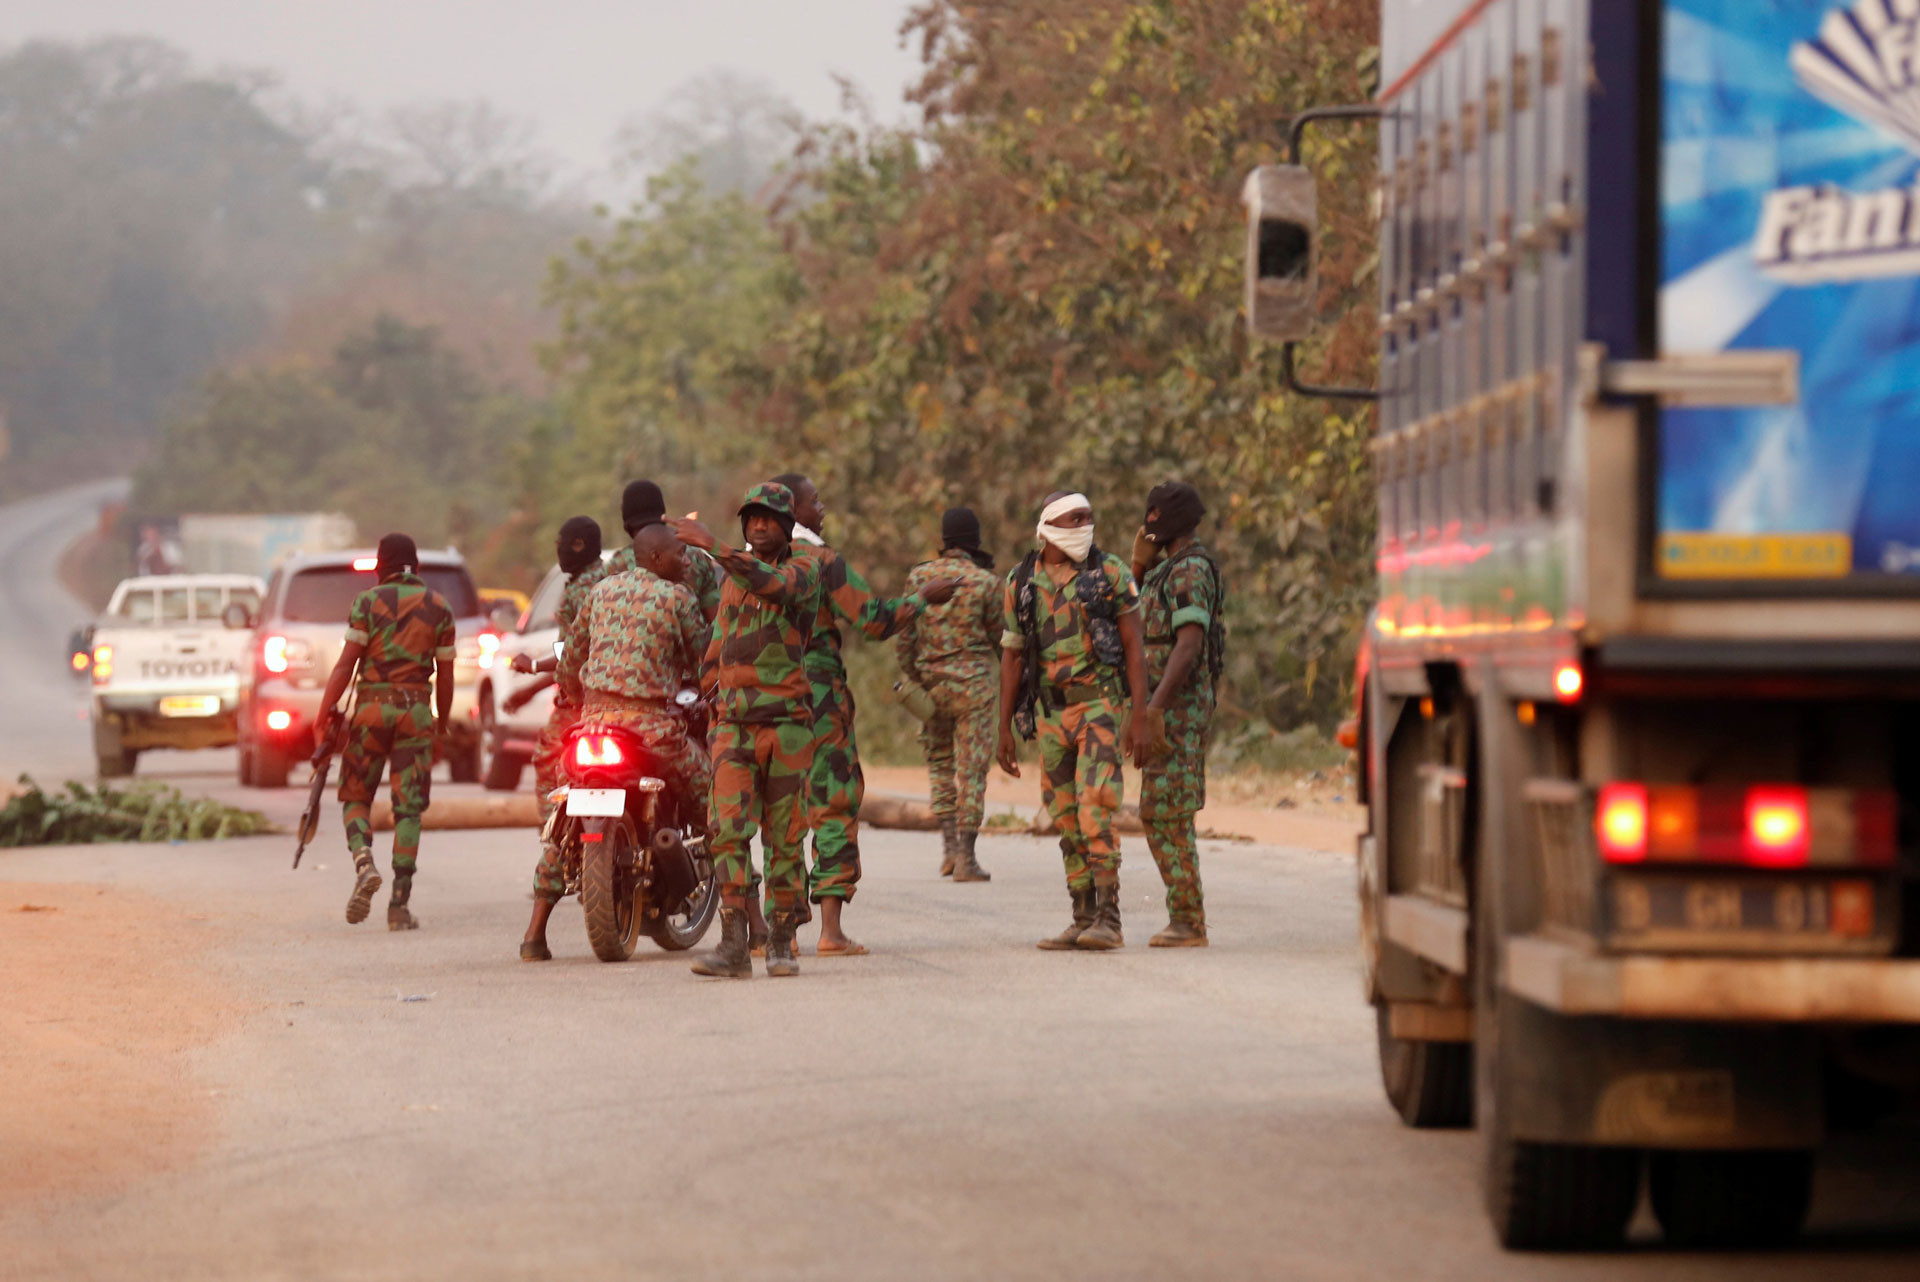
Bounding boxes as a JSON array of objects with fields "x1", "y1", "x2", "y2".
[
  {"x1": 1144, "y1": 481, "x2": 1206, "y2": 545},
  {"x1": 940, "y1": 506, "x2": 993, "y2": 571},
  {"x1": 621, "y1": 480, "x2": 666, "y2": 535},
  {"x1": 374, "y1": 533, "x2": 418, "y2": 581},
  {"x1": 556, "y1": 516, "x2": 602, "y2": 575}
]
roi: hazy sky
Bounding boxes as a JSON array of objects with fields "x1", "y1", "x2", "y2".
[{"x1": 3, "y1": 0, "x2": 924, "y2": 182}]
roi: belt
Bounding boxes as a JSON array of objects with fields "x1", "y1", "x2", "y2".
[
  {"x1": 358, "y1": 684, "x2": 430, "y2": 705},
  {"x1": 1043, "y1": 681, "x2": 1120, "y2": 708},
  {"x1": 583, "y1": 690, "x2": 675, "y2": 712}
]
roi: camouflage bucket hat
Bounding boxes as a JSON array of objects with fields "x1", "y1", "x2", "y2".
[{"x1": 737, "y1": 481, "x2": 796, "y2": 520}]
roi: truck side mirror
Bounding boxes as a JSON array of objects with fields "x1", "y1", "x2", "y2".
[
  {"x1": 1242, "y1": 164, "x2": 1318, "y2": 342},
  {"x1": 221, "y1": 602, "x2": 255, "y2": 630}
]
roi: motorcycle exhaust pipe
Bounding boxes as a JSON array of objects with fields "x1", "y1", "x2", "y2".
[{"x1": 651, "y1": 826, "x2": 697, "y2": 908}]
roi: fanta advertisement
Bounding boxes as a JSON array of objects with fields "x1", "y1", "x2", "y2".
[{"x1": 1660, "y1": 0, "x2": 1920, "y2": 583}]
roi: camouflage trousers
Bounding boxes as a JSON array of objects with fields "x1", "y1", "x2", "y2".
[
  {"x1": 532, "y1": 702, "x2": 712, "y2": 901},
  {"x1": 1036, "y1": 695, "x2": 1125, "y2": 893},
  {"x1": 805, "y1": 676, "x2": 863, "y2": 903},
  {"x1": 710, "y1": 719, "x2": 814, "y2": 913},
  {"x1": 1139, "y1": 693, "x2": 1213, "y2": 926},
  {"x1": 920, "y1": 679, "x2": 996, "y2": 833},
  {"x1": 337, "y1": 691, "x2": 434, "y2": 875},
  {"x1": 533, "y1": 701, "x2": 582, "y2": 825}
]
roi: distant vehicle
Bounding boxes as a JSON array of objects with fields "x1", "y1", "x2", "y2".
[
  {"x1": 88, "y1": 574, "x2": 264, "y2": 776},
  {"x1": 480, "y1": 558, "x2": 606, "y2": 791},
  {"x1": 67, "y1": 624, "x2": 94, "y2": 678},
  {"x1": 480, "y1": 587, "x2": 529, "y2": 624},
  {"x1": 176, "y1": 512, "x2": 356, "y2": 579},
  {"x1": 232, "y1": 549, "x2": 498, "y2": 788}
]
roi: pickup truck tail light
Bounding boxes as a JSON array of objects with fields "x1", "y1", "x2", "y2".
[
  {"x1": 1595, "y1": 782, "x2": 1893, "y2": 868},
  {"x1": 476, "y1": 632, "x2": 500, "y2": 670},
  {"x1": 262, "y1": 635, "x2": 290, "y2": 674},
  {"x1": 90, "y1": 644, "x2": 113, "y2": 687}
]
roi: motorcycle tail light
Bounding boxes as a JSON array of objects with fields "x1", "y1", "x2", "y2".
[{"x1": 574, "y1": 735, "x2": 624, "y2": 768}]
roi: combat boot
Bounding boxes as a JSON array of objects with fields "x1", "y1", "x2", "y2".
[
  {"x1": 345, "y1": 851, "x2": 382, "y2": 925},
  {"x1": 1149, "y1": 918, "x2": 1208, "y2": 948},
  {"x1": 951, "y1": 831, "x2": 991, "y2": 882},
  {"x1": 386, "y1": 872, "x2": 419, "y2": 931},
  {"x1": 938, "y1": 819, "x2": 958, "y2": 877},
  {"x1": 1076, "y1": 885, "x2": 1123, "y2": 950},
  {"x1": 765, "y1": 909, "x2": 801, "y2": 978},
  {"x1": 691, "y1": 907, "x2": 753, "y2": 979},
  {"x1": 1037, "y1": 887, "x2": 1095, "y2": 950}
]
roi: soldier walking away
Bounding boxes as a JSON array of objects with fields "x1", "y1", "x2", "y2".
[
  {"x1": 1129, "y1": 482, "x2": 1226, "y2": 948},
  {"x1": 609, "y1": 479, "x2": 724, "y2": 621},
  {"x1": 520, "y1": 523, "x2": 713, "y2": 960},
  {"x1": 897, "y1": 506, "x2": 1001, "y2": 882},
  {"x1": 997, "y1": 492, "x2": 1148, "y2": 951},
  {"x1": 669, "y1": 484, "x2": 823, "y2": 979},
  {"x1": 772, "y1": 473, "x2": 957, "y2": 956},
  {"x1": 314, "y1": 533, "x2": 455, "y2": 931}
]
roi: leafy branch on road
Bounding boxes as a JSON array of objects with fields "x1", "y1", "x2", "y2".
[{"x1": 0, "y1": 777, "x2": 277, "y2": 846}]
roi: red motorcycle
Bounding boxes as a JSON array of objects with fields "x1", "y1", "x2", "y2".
[{"x1": 544, "y1": 689, "x2": 716, "y2": 961}]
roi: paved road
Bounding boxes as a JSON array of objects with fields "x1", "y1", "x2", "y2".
[{"x1": 3, "y1": 484, "x2": 1918, "y2": 1279}]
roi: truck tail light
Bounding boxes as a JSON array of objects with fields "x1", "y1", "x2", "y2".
[
  {"x1": 262, "y1": 635, "x2": 290, "y2": 674},
  {"x1": 265, "y1": 709, "x2": 293, "y2": 732},
  {"x1": 352, "y1": 556, "x2": 379, "y2": 572},
  {"x1": 1744, "y1": 787, "x2": 1809, "y2": 866},
  {"x1": 1595, "y1": 782, "x2": 1890, "y2": 868},
  {"x1": 574, "y1": 734, "x2": 624, "y2": 768},
  {"x1": 1552, "y1": 662, "x2": 1583, "y2": 702},
  {"x1": 91, "y1": 644, "x2": 113, "y2": 687},
  {"x1": 1595, "y1": 783, "x2": 1648, "y2": 862},
  {"x1": 473, "y1": 632, "x2": 501, "y2": 670}
]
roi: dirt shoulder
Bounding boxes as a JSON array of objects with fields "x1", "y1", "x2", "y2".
[
  {"x1": 861, "y1": 764, "x2": 1361, "y2": 854},
  {"x1": 0, "y1": 880, "x2": 237, "y2": 1205}
]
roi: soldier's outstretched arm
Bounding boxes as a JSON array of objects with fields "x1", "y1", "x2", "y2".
[{"x1": 827, "y1": 552, "x2": 926, "y2": 642}]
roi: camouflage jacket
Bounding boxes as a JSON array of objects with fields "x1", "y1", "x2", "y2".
[
  {"x1": 560, "y1": 567, "x2": 705, "y2": 705},
  {"x1": 1000, "y1": 550, "x2": 1139, "y2": 693},
  {"x1": 1141, "y1": 542, "x2": 1222, "y2": 702},
  {"x1": 607, "y1": 542, "x2": 722, "y2": 617},
  {"x1": 795, "y1": 542, "x2": 924, "y2": 684},
  {"x1": 552, "y1": 560, "x2": 609, "y2": 710},
  {"x1": 344, "y1": 571, "x2": 455, "y2": 689},
  {"x1": 897, "y1": 549, "x2": 1000, "y2": 691},
  {"x1": 705, "y1": 542, "x2": 824, "y2": 724}
]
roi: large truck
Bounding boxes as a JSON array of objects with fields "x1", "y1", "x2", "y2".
[{"x1": 1251, "y1": 0, "x2": 1920, "y2": 1252}]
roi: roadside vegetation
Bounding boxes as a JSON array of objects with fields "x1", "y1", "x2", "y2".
[
  {"x1": 65, "y1": 1, "x2": 1378, "y2": 746},
  {"x1": 1, "y1": 778, "x2": 275, "y2": 846}
]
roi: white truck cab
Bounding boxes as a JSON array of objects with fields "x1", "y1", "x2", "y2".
[{"x1": 89, "y1": 574, "x2": 265, "y2": 776}]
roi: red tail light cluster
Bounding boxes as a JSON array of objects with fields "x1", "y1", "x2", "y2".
[
  {"x1": 91, "y1": 644, "x2": 113, "y2": 686},
  {"x1": 574, "y1": 735, "x2": 625, "y2": 768},
  {"x1": 1595, "y1": 782, "x2": 1894, "y2": 868}
]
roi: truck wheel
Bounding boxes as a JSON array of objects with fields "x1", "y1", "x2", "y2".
[
  {"x1": 237, "y1": 744, "x2": 256, "y2": 787},
  {"x1": 1376, "y1": 1005, "x2": 1472, "y2": 1127},
  {"x1": 96, "y1": 749, "x2": 135, "y2": 778},
  {"x1": 448, "y1": 734, "x2": 482, "y2": 784},
  {"x1": 1649, "y1": 1149, "x2": 1813, "y2": 1248},
  {"x1": 484, "y1": 748, "x2": 525, "y2": 792},
  {"x1": 254, "y1": 740, "x2": 291, "y2": 789}
]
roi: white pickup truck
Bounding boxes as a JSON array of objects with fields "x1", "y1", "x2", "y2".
[{"x1": 89, "y1": 574, "x2": 264, "y2": 776}]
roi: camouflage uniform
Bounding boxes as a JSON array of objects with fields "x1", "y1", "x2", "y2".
[
  {"x1": 794, "y1": 540, "x2": 926, "y2": 903},
  {"x1": 533, "y1": 559, "x2": 608, "y2": 821},
  {"x1": 534, "y1": 565, "x2": 711, "y2": 900},
  {"x1": 607, "y1": 542, "x2": 723, "y2": 618},
  {"x1": 1003, "y1": 551, "x2": 1140, "y2": 893},
  {"x1": 704, "y1": 492, "x2": 823, "y2": 915},
  {"x1": 1139, "y1": 544, "x2": 1223, "y2": 928},
  {"x1": 898, "y1": 550, "x2": 1001, "y2": 833},
  {"x1": 337, "y1": 572, "x2": 456, "y2": 878}
]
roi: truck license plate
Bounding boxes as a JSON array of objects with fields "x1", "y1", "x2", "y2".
[
  {"x1": 1610, "y1": 875, "x2": 1876, "y2": 944},
  {"x1": 566, "y1": 788, "x2": 625, "y2": 818},
  {"x1": 158, "y1": 695, "x2": 221, "y2": 718}
]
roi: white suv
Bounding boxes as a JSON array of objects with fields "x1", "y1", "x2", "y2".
[
  {"x1": 478, "y1": 556, "x2": 611, "y2": 790},
  {"x1": 234, "y1": 549, "x2": 497, "y2": 787}
]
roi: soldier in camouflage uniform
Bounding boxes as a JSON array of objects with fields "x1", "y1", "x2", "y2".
[
  {"x1": 772, "y1": 474, "x2": 956, "y2": 956},
  {"x1": 520, "y1": 523, "x2": 712, "y2": 960},
  {"x1": 608, "y1": 479, "x2": 723, "y2": 619},
  {"x1": 998, "y1": 493, "x2": 1148, "y2": 951},
  {"x1": 896, "y1": 506, "x2": 1001, "y2": 882},
  {"x1": 315, "y1": 533, "x2": 455, "y2": 931},
  {"x1": 669, "y1": 484, "x2": 823, "y2": 979},
  {"x1": 505, "y1": 517, "x2": 606, "y2": 826},
  {"x1": 1130, "y1": 482, "x2": 1224, "y2": 947}
]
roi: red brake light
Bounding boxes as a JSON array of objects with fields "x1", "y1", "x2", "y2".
[
  {"x1": 91, "y1": 644, "x2": 113, "y2": 686},
  {"x1": 1744, "y1": 787, "x2": 1809, "y2": 866},
  {"x1": 574, "y1": 735, "x2": 624, "y2": 768},
  {"x1": 352, "y1": 556, "x2": 379, "y2": 572},
  {"x1": 262, "y1": 635, "x2": 290, "y2": 674},
  {"x1": 477, "y1": 632, "x2": 500, "y2": 670},
  {"x1": 1595, "y1": 783, "x2": 1648, "y2": 863},
  {"x1": 1552, "y1": 662, "x2": 1583, "y2": 702},
  {"x1": 265, "y1": 709, "x2": 293, "y2": 732}
]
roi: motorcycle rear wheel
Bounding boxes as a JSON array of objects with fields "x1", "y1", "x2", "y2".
[
  {"x1": 580, "y1": 814, "x2": 644, "y2": 962},
  {"x1": 646, "y1": 841, "x2": 718, "y2": 951}
]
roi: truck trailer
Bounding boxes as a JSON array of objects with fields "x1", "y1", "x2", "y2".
[{"x1": 1252, "y1": 0, "x2": 1920, "y2": 1251}]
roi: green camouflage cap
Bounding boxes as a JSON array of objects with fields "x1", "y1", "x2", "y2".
[{"x1": 738, "y1": 482, "x2": 797, "y2": 520}]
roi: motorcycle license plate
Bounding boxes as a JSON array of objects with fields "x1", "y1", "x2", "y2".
[{"x1": 566, "y1": 788, "x2": 625, "y2": 817}]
